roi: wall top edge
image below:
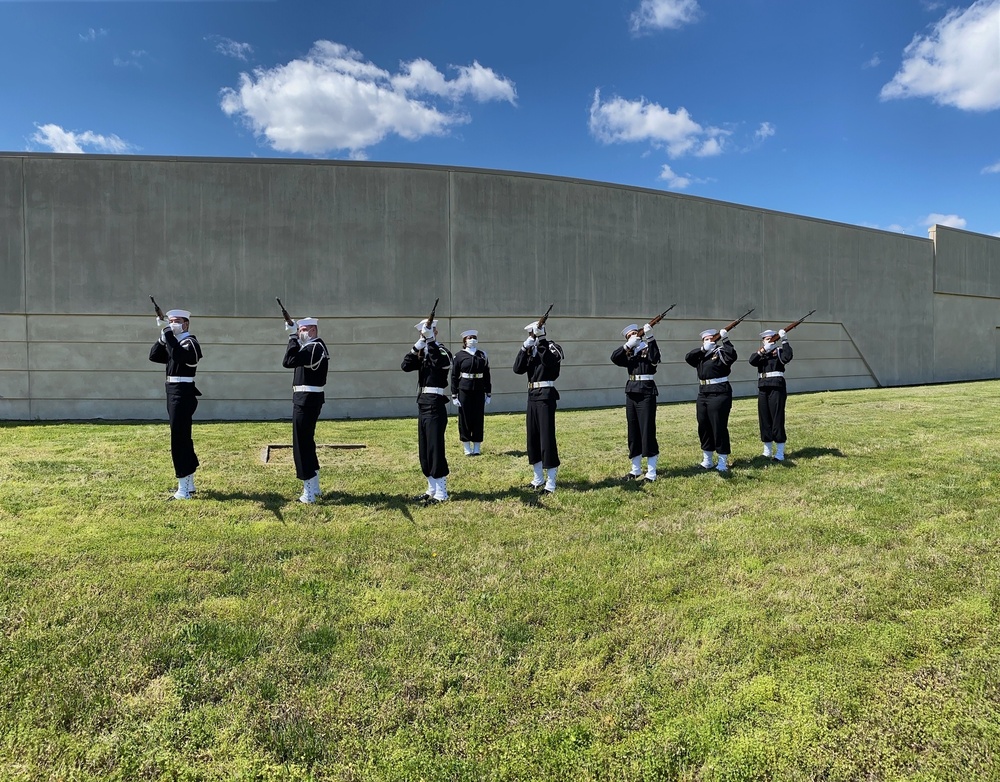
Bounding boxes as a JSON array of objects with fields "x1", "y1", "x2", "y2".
[{"x1": 0, "y1": 150, "x2": 935, "y2": 242}]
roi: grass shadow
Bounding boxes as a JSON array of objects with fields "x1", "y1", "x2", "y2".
[{"x1": 198, "y1": 490, "x2": 289, "y2": 521}]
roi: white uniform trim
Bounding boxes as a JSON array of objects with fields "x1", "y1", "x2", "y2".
[
  {"x1": 699, "y1": 377, "x2": 729, "y2": 386},
  {"x1": 420, "y1": 386, "x2": 448, "y2": 396},
  {"x1": 460, "y1": 372, "x2": 485, "y2": 379},
  {"x1": 759, "y1": 371, "x2": 785, "y2": 378},
  {"x1": 166, "y1": 376, "x2": 194, "y2": 383},
  {"x1": 629, "y1": 374, "x2": 655, "y2": 381},
  {"x1": 528, "y1": 380, "x2": 556, "y2": 389},
  {"x1": 293, "y1": 385, "x2": 325, "y2": 392}
]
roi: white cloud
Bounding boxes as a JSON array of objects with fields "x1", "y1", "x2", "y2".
[
  {"x1": 30, "y1": 123, "x2": 132, "y2": 154},
  {"x1": 922, "y1": 213, "x2": 967, "y2": 229},
  {"x1": 658, "y1": 164, "x2": 691, "y2": 189},
  {"x1": 630, "y1": 0, "x2": 700, "y2": 33},
  {"x1": 589, "y1": 89, "x2": 727, "y2": 158},
  {"x1": 79, "y1": 28, "x2": 108, "y2": 42},
  {"x1": 220, "y1": 41, "x2": 516, "y2": 156},
  {"x1": 863, "y1": 54, "x2": 881, "y2": 69},
  {"x1": 114, "y1": 50, "x2": 148, "y2": 68},
  {"x1": 754, "y1": 122, "x2": 776, "y2": 142},
  {"x1": 982, "y1": 160, "x2": 1000, "y2": 174},
  {"x1": 206, "y1": 35, "x2": 253, "y2": 61},
  {"x1": 880, "y1": 0, "x2": 1000, "y2": 110}
]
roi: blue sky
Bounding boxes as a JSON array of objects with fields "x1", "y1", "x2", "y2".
[{"x1": 2, "y1": 0, "x2": 999, "y2": 237}]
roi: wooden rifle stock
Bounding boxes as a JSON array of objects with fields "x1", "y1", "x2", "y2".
[
  {"x1": 766, "y1": 309, "x2": 816, "y2": 343},
  {"x1": 150, "y1": 296, "x2": 165, "y2": 321},
  {"x1": 425, "y1": 297, "x2": 439, "y2": 329},
  {"x1": 712, "y1": 307, "x2": 755, "y2": 342},
  {"x1": 535, "y1": 303, "x2": 554, "y2": 329},
  {"x1": 276, "y1": 297, "x2": 294, "y2": 327},
  {"x1": 637, "y1": 304, "x2": 675, "y2": 337}
]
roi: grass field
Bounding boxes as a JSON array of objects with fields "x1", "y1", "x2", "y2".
[{"x1": 2, "y1": 381, "x2": 999, "y2": 781}]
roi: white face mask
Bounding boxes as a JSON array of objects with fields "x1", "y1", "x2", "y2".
[
  {"x1": 170, "y1": 322, "x2": 184, "y2": 336},
  {"x1": 703, "y1": 339, "x2": 715, "y2": 352},
  {"x1": 465, "y1": 338, "x2": 477, "y2": 347}
]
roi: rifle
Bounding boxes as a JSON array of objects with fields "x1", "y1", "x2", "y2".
[
  {"x1": 637, "y1": 304, "x2": 675, "y2": 337},
  {"x1": 766, "y1": 309, "x2": 816, "y2": 343},
  {"x1": 711, "y1": 307, "x2": 755, "y2": 342},
  {"x1": 424, "y1": 297, "x2": 439, "y2": 330},
  {"x1": 150, "y1": 295, "x2": 165, "y2": 321},
  {"x1": 276, "y1": 297, "x2": 294, "y2": 328},
  {"x1": 535, "y1": 303, "x2": 554, "y2": 330}
]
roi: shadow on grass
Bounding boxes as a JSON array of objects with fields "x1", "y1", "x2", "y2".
[
  {"x1": 199, "y1": 490, "x2": 289, "y2": 521},
  {"x1": 444, "y1": 486, "x2": 546, "y2": 507}
]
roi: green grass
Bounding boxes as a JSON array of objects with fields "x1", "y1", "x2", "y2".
[{"x1": 2, "y1": 382, "x2": 1000, "y2": 781}]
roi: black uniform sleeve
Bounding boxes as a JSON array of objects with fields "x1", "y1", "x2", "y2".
[
  {"x1": 776, "y1": 341, "x2": 793, "y2": 363},
  {"x1": 282, "y1": 337, "x2": 302, "y2": 368},
  {"x1": 748, "y1": 350, "x2": 765, "y2": 367},
  {"x1": 716, "y1": 340, "x2": 737, "y2": 365},
  {"x1": 645, "y1": 340, "x2": 661, "y2": 364},
  {"x1": 512, "y1": 348, "x2": 531, "y2": 375},
  {"x1": 401, "y1": 348, "x2": 422, "y2": 372},
  {"x1": 483, "y1": 354, "x2": 492, "y2": 395},
  {"x1": 451, "y1": 354, "x2": 460, "y2": 396},
  {"x1": 685, "y1": 347, "x2": 705, "y2": 367},
  {"x1": 149, "y1": 340, "x2": 168, "y2": 364},
  {"x1": 610, "y1": 346, "x2": 629, "y2": 367},
  {"x1": 538, "y1": 339, "x2": 562, "y2": 368}
]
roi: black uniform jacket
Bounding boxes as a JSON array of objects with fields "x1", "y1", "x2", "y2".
[
  {"x1": 283, "y1": 337, "x2": 330, "y2": 401},
  {"x1": 610, "y1": 338, "x2": 661, "y2": 396},
  {"x1": 684, "y1": 340, "x2": 737, "y2": 389},
  {"x1": 402, "y1": 341, "x2": 453, "y2": 401},
  {"x1": 452, "y1": 348, "x2": 492, "y2": 396},
  {"x1": 513, "y1": 338, "x2": 564, "y2": 401},
  {"x1": 748, "y1": 340, "x2": 792, "y2": 389},
  {"x1": 149, "y1": 330, "x2": 203, "y2": 393}
]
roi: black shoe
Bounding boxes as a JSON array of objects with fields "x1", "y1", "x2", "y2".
[
  {"x1": 621, "y1": 473, "x2": 641, "y2": 482},
  {"x1": 541, "y1": 488, "x2": 555, "y2": 495},
  {"x1": 527, "y1": 483, "x2": 545, "y2": 492},
  {"x1": 411, "y1": 493, "x2": 433, "y2": 504}
]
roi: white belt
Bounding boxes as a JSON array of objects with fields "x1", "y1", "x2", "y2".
[
  {"x1": 460, "y1": 373, "x2": 484, "y2": 379},
  {"x1": 629, "y1": 374, "x2": 655, "y2": 381},
  {"x1": 166, "y1": 376, "x2": 194, "y2": 383},
  {"x1": 528, "y1": 381, "x2": 556, "y2": 389},
  {"x1": 293, "y1": 385, "x2": 325, "y2": 392},
  {"x1": 420, "y1": 386, "x2": 448, "y2": 396},
  {"x1": 759, "y1": 371, "x2": 785, "y2": 379},
  {"x1": 699, "y1": 377, "x2": 729, "y2": 386}
]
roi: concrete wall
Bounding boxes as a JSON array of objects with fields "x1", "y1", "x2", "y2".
[{"x1": 1, "y1": 153, "x2": 997, "y2": 420}]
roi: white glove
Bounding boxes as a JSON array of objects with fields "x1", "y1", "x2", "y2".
[
  {"x1": 523, "y1": 336, "x2": 536, "y2": 349},
  {"x1": 158, "y1": 327, "x2": 168, "y2": 344},
  {"x1": 156, "y1": 317, "x2": 167, "y2": 328},
  {"x1": 642, "y1": 325, "x2": 653, "y2": 341},
  {"x1": 625, "y1": 334, "x2": 641, "y2": 350},
  {"x1": 778, "y1": 329, "x2": 786, "y2": 339},
  {"x1": 485, "y1": 395, "x2": 491, "y2": 405},
  {"x1": 719, "y1": 328, "x2": 729, "y2": 340},
  {"x1": 419, "y1": 324, "x2": 434, "y2": 340},
  {"x1": 414, "y1": 338, "x2": 427, "y2": 351},
  {"x1": 285, "y1": 322, "x2": 296, "y2": 334},
  {"x1": 451, "y1": 396, "x2": 461, "y2": 407}
]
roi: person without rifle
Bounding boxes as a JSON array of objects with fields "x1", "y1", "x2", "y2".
[
  {"x1": 282, "y1": 317, "x2": 330, "y2": 503},
  {"x1": 148, "y1": 308, "x2": 203, "y2": 499},
  {"x1": 513, "y1": 316, "x2": 564, "y2": 494},
  {"x1": 685, "y1": 326, "x2": 738, "y2": 472},
  {"x1": 402, "y1": 317, "x2": 453, "y2": 504},
  {"x1": 749, "y1": 328, "x2": 793, "y2": 461},
  {"x1": 451, "y1": 329, "x2": 492, "y2": 456},
  {"x1": 611, "y1": 321, "x2": 661, "y2": 482}
]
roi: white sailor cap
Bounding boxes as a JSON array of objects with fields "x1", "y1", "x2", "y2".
[
  {"x1": 166, "y1": 309, "x2": 191, "y2": 320},
  {"x1": 524, "y1": 321, "x2": 545, "y2": 333},
  {"x1": 621, "y1": 323, "x2": 640, "y2": 338},
  {"x1": 700, "y1": 328, "x2": 719, "y2": 339},
  {"x1": 460, "y1": 329, "x2": 478, "y2": 339},
  {"x1": 415, "y1": 320, "x2": 438, "y2": 330},
  {"x1": 297, "y1": 317, "x2": 319, "y2": 328},
  {"x1": 760, "y1": 329, "x2": 777, "y2": 339}
]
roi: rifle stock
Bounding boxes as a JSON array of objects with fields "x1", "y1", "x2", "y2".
[
  {"x1": 425, "y1": 298, "x2": 439, "y2": 329},
  {"x1": 712, "y1": 307, "x2": 755, "y2": 342},
  {"x1": 637, "y1": 304, "x2": 675, "y2": 336},
  {"x1": 536, "y1": 303, "x2": 554, "y2": 329},
  {"x1": 276, "y1": 297, "x2": 294, "y2": 327},
  {"x1": 150, "y1": 296, "x2": 165, "y2": 321},
  {"x1": 766, "y1": 309, "x2": 816, "y2": 342}
]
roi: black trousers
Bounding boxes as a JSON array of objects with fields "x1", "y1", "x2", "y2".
[
  {"x1": 526, "y1": 396, "x2": 559, "y2": 468},
  {"x1": 625, "y1": 392, "x2": 658, "y2": 459},
  {"x1": 166, "y1": 387, "x2": 199, "y2": 479},
  {"x1": 757, "y1": 386, "x2": 787, "y2": 443},
  {"x1": 696, "y1": 390, "x2": 732, "y2": 455},
  {"x1": 457, "y1": 389, "x2": 486, "y2": 442},
  {"x1": 417, "y1": 398, "x2": 449, "y2": 479},
  {"x1": 292, "y1": 393, "x2": 325, "y2": 480}
]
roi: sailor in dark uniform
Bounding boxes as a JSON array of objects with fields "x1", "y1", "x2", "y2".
[
  {"x1": 748, "y1": 328, "x2": 793, "y2": 461},
  {"x1": 282, "y1": 317, "x2": 329, "y2": 503},
  {"x1": 401, "y1": 319, "x2": 453, "y2": 503},
  {"x1": 512, "y1": 319, "x2": 564, "y2": 493},
  {"x1": 451, "y1": 329, "x2": 492, "y2": 456},
  {"x1": 684, "y1": 327, "x2": 738, "y2": 472},
  {"x1": 611, "y1": 322, "x2": 661, "y2": 481},
  {"x1": 148, "y1": 308, "x2": 203, "y2": 500}
]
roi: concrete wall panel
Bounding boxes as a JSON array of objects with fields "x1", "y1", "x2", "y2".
[
  {"x1": 932, "y1": 224, "x2": 1000, "y2": 299},
  {"x1": 0, "y1": 158, "x2": 24, "y2": 313}
]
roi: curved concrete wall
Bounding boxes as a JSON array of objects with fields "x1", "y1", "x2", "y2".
[{"x1": 0, "y1": 153, "x2": 997, "y2": 420}]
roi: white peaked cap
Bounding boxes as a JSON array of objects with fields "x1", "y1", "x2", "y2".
[
  {"x1": 759, "y1": 329, "x2": 777, "y2": 339},
  {"x1": 621, "y1": 323, "x2": 640, "y2": 338},
  {"x1": 700, "y1": 328, "x2": 719, "y2": 339},
  {"x1": 524, "y1": 321, "x2": 545, "y2": 333},
  {"x1": 297, "y1": 317, "x2": 319, "y2": 327},
  {"x1": 415, "y1": 320, "x2": 438, "y2": 330},
  {"x1": 166, "y1": 309, "x2": 191, "y2": 319},
  {"x1": 460, "y1": 329, "x2": 478, "y2": 339}
]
